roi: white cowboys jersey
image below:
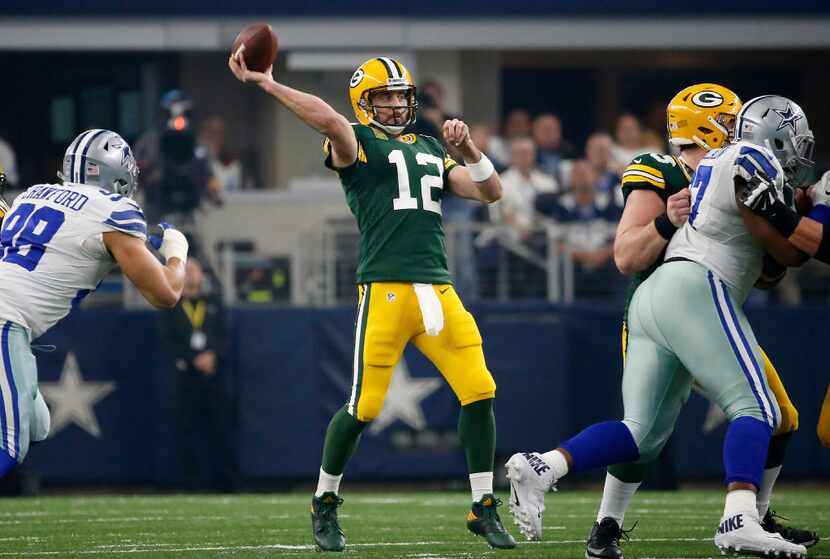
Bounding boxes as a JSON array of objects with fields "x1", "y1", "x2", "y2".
[
  {"x1": 666, "y1": 141, "x2": 785, "y2": 304},
  {"x1": 0, "y1": 182, "x2": 147, "y2": 338}
]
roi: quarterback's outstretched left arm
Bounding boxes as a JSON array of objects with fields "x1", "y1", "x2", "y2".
[
  {"x1": 443, "y1": 119, "x2": 501, "y2": 203},
  {"x1": 228, "y1": 54, "x2": 357, "y2": 169}
]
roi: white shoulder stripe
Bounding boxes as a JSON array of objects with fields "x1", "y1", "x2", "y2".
[{"x1": 622, "y1": 170, "x2": 665, "y2": 183}]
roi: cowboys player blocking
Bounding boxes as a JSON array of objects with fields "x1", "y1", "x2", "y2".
[
  {"x1": 506, "y1": 95, "x2": 816, "y2": 558},
  {"x1": 737, "y1": 96, "x2": 830, "y2": 450},
  {"x1": 228, "y1": 54, "x2": 515, "y2": 551},
  {"x1": 0, "y1": 129, "x2": 189, "y2": 478},
  {"x1": 583, "y1": 85, "x2": 816, "y2": 559}
]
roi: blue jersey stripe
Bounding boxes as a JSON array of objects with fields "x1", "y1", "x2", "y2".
[
  {"x1": 109, "y1": 210, "x2": 145, "y2": 222},
  {"x1": 735, "y1": 156, "x2": 762, "y2": 179},
  {"x1": 1, "y1": 322, "x2": 19, "y2": 460},
  {"x1": 739, "y1": 146, "x2": 778, "y2": 180},
  {"x1": 103, "y1": 219, "x2": 147, "y2": 235}
]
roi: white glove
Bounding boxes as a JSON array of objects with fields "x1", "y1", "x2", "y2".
[
  {"x1": 809, "y1": 170, "x2": 830, "y2": 208},
  {"x1": 156, "y1": 225, "x2": 189, "y2": 262}
]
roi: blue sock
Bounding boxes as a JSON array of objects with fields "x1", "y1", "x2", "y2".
[
  {"x1": 559, "y1": 421, "x2": 639, "y2": 474},
  {"x1": 0, "y1": 450, "x2": 15, "y2": 478},
  {"x1": 724, "y1": 416, "x2": 772, "y2": 487}
]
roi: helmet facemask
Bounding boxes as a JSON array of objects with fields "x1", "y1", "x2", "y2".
[
  {"x1": 778, "y1": 132, "x2": 815, "y2": 188},
  {"x1": 360, "y1": 84, "x2": 418, "y2": 136}
]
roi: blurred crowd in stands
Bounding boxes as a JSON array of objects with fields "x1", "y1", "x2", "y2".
[
  {"x1": 1, "y1": 80, "x2": 828, "y2": 306},
  {"x1": 411, "y1": 82, "x2": 830, "y2": 305}
]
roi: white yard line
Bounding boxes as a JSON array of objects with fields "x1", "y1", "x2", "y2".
[{"x1": 0, "y1": 537, "x2": 718, "y2": 556}]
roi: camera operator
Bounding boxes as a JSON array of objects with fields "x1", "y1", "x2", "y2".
[{"x1": 135, "y1": 90, "x2": 221, "y2": 227}]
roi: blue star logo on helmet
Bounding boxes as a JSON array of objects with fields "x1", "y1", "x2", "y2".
[{"x1": 772, "y1": 104, "x2": 803, "y2": 132}]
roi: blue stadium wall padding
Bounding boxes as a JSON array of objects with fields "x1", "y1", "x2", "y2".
[{"x1": 25, "y1": 304, "x2": 830, "y2": 483}]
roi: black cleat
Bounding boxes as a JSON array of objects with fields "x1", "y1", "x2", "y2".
[
  {"x1": 466, "y1": 494, "x2": 517, "y2": 549},
  {"x1": 586, "y1": 517, "x2": 630, "y2": 559},
  {"x1": 311, "y1": 492, "x2": 346, "y2": 552},
  {"x1": 762, "y1": 510, "x2": 819, "y2": 548}
]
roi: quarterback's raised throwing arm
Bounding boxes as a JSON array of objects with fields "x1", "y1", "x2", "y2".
[{"x1": 228, "y1": 55, "x2": 358, "y2": 168}]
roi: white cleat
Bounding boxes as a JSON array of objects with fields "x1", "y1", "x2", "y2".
[
  {"x1": 504, "y1": 452, "x2": 556, "y2": 541},
  {"x1": 714, "y1": 512, "x2": 808, "y2": 558}
]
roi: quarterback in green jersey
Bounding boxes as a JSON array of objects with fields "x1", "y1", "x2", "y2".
[
  {"x1": 583, "y1": 84, "x2": 816, "y2": 558},
  {"x1": 229, "y1": 53, "x2": 516, "y2": 551}
]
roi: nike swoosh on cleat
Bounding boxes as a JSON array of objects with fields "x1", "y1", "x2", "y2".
[
  {"x1": 439, "y1": 287, "x2": 450, "y2": 294},
  {"x1": 510, "y1": 481, "x2": 520, "y2": 506}
]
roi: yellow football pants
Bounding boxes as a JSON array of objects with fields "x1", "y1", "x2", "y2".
[
  {"x1": 621, "y1": 322, "x2": 798, "y2": 436},
  {"x1": 818, "y1": 385, "x2": 830, "y2": 447},
  {"x1": 346, "y1": 282, "x2": 496, "y2": 422}
]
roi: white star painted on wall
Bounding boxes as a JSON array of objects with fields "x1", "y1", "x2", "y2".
[
  {"x1": 39, "y1": 352, "x2": 116, "y2": 438},
  {"x1": 368, "y1": 358, "x2": 442, "y2": 435}
]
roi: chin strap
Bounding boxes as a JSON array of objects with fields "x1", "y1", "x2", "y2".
[{"x1": 370, "y1": 119, "x2": 406, "y2": 135}]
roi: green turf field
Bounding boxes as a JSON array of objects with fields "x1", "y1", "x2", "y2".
[{"x1": 0, "y1": 490, "x2": 826, "y2": 558}]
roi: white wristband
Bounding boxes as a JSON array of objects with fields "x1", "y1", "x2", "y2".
[
  {"x1": 159, "y1": 228, "x2": 189, "y2": 263},
  {"x1": 466, "y1": 153, "x2": 495, "y2": 183}
]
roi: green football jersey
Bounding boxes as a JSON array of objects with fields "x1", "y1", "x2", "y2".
[
  {"x1": 324, "y1": 123, "x2": 458, "y2": 284},
  {"x1": 620, "y1": 152, "x2": 693, "y2": 318}
]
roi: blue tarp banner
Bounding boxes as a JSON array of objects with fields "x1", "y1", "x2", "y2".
[{"x1": 25, "y1": 304, "x2": 830, "y2": 483}]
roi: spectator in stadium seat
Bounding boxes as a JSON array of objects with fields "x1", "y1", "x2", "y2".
[
  {"x1": 610, "y1": 113, "x2": 647, "y2": 174},
  {"x1": 489, "y1": 108, "x2": 532, "y2": 165},
  {"x1": 542, "y1": 161, "x2": 623, "y2": 300},
  {"x1": 583, "y1": 132, "x2": 623, "y2": 210},
  {"x1": 197, "y1": 115, "x2": 243, "y2": 192},
  {"x1": 421, "y1": 80, "x2": 458, "y2": 121},
  {"x1": 158, "y1": 257, "x2": 237, "y2": 492},
  {"x1": 532, "y1": 113, "x2": 575, "y2": 184},
  {"x1": 489, "y1": 137, "x2": 558, "y2": 243}
]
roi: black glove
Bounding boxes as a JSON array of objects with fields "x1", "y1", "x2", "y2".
[{"x1": 739, "y1": 175, "x2": 799, "y2": 238}]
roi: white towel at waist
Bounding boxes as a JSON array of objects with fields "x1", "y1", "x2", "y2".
[{"x1": 413, "y1": 283, "x2": 444, "y2": 336}]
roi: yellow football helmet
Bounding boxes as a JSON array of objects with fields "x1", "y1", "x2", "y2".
[
  {"x1": 667, "y1": 83, "x2": 742, "y2": 150},
  {"x1": 349, "y1": 57, "x2": 417, "y2": 135}
]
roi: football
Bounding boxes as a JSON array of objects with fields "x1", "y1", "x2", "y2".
[{"x1": 231, "y1": 23, "x2": 278, "y2": 73}]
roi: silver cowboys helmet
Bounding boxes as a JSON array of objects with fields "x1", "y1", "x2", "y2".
[
  {"x1": 59, "y1": 129, "x2": 139, "y2": 198},
  {"x1": 734, "y1": 95, "x2": 815, "y2": 188}
]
